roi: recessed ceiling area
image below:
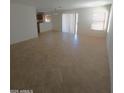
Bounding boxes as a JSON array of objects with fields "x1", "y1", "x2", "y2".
[{"x1": 11, "y1": 0, "x2": 112, "y2": 12}]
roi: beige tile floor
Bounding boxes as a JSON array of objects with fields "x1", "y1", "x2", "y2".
[{"x1": 11, "y1": 31, "x2": 110, "y2": 93}]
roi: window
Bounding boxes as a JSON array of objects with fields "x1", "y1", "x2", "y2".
[
  {"x1": 91, "y1": 8, "x2": 108, "y2": 31},
  {"x1": 44, "y1": 15, "x2": 51, "y2": 23}
]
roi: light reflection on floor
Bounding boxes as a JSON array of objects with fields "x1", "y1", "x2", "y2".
[{"x1": 73, "y1": 34, "x2": 79, "y2": 47}]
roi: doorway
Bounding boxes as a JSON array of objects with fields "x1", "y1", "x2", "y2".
[{"x1": 62, "y1": 12, "x2": 78, "y2": 35}]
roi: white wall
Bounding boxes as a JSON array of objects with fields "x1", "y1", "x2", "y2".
[
  {"x1": 52, "y1": 5, "x2": 110, "y2": 37},
  {"x1": 10, "y1": 3, "x2": 38, "y2": 44},
  {"x1": 40, "y1": 22, "x2": 52, "y2": 32},
  {"x1": 107, "y1": 6, "x2": 113, "y2": 93},
  {"x1": 52, "y1": 13, "x2": 62, "y2": 31}
]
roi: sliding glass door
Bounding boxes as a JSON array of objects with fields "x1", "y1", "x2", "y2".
[{"x1": 62, "y1": 12, "x2": 78, "y2": 34}]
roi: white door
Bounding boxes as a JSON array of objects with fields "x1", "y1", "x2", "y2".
[{"x1": 62, "y1": 13, "x2": 78, "y2": 34}]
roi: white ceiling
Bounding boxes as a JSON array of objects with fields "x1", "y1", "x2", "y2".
[{"x1": 11, "y1": 0, "x2": 112, "y2": 12}]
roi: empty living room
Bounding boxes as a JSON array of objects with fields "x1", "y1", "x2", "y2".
[{"x1": 10, "y1": 0, "x2": 113, "y2": 93}]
